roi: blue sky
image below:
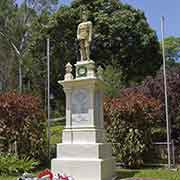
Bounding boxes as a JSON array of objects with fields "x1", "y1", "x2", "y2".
[
  {"x1": 123, "y1": 0, "x2": 180, "y2": 39},
  {"x1": 16, "y1": 0, "x2": 179, "y2": 39}
]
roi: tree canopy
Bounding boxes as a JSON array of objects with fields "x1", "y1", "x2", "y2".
[
  {"x1": 0, "y1": 0, "x2": 164, "y2": 115},
  {"x1": 26, "y1": 0, "x2": 162, "y2": 105},
  {"x1": 163, "y1": 36, "x2": 180, "y2": 63}
]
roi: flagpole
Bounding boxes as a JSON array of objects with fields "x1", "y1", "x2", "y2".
[
  {"x1": 47, "y1": 37, "x2": 51, "y2": 161},
  {"x1": 161, "y1": 16, "x2": 171, "y2": 169}
]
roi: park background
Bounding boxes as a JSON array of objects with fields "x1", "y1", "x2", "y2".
[{"x1": 0, "y1": 0, "x2": 180, "y2": 179}]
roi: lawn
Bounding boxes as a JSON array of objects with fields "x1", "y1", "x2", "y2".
[
  {"x1": 116, "y1": 168, "x2": 180, "y2": 180},
  {"x1": 0, "y1": 168, "x2": 179, "y2": 180},
  {"x1": 0, "y1": 176, "x2": 17, "y2": 180}
]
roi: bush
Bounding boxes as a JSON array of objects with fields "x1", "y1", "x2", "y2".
[
  {"x1": 50, "y1": 125, "x2": 64, "y2": 145},
  {"x1": 0, "y1": 154, "x2": 38, "y2": 175},
  {"x1": 0, "y1": 92, "x2": 47, "y2": 162},
  {"x1": 136, "y1": 66, "x2": 180, "y2": 143},
  {"x1": 103, "y1": 65, "x2": 124, "y2": 97},
  {"x1": 104, "y1": 92, "x2": 161, "y2": 168}
]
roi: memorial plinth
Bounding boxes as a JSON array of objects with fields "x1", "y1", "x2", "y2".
[{"x1": 51, "y1": 60, "x2": 114, "y2": 180}]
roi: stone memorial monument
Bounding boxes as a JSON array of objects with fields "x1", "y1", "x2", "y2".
[{"x1": 51, "y1": 11, "x2": 114, "y2": 180}]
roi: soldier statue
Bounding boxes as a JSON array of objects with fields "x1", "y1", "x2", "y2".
[{"x1": 77, "y1": 11, "x2": 93, "y2": 61}]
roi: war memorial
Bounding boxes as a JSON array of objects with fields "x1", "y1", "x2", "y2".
[{"x1": 51, "y1": 11, "x2": 114, "y2": 180}]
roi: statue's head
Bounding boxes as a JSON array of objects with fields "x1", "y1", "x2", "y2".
[{"x1": 81, "y1": 11, "x2": 88, "y2": 22}]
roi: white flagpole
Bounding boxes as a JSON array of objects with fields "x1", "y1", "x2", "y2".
[
  {"x1": 161, "y1": 16, "x2": 171, "y2": 169},
  {"x1": 47, "y1": 37, "x2": 51, "y2": 160}
]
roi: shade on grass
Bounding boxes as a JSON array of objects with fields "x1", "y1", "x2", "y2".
[
  {"x1": 0, "y1": 176, "x2": 16, "y2": 180},
  {"x1": 116, "y1": 168, "x2": 180, "y2": 180}
]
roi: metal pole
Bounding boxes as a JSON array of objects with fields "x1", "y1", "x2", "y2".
[
  {"x1": 172, "y1": 139, "x2": 175, "y2": 167},
  {"x1": 47, "y1": 37, "x2": 51, "y2": 160},
  {"x1": 161, "y1": 16, "x2": 171, "y2": 169},
  {"x1": 19, "y1": 61, "x2": 22, "y2": 93}
]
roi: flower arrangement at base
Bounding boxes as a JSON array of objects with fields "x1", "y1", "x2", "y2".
[{"x1": 17, "y1": 169, "x2": 75, "y2": 180}]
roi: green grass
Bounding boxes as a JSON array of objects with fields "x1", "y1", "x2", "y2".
[
  {"x1": 0, "y1": 169, "x2": 43, "y2": 180},
  {"x1": 116, "y1": 168, "x2": 180, "y2": 180},
  {"x1": 0, "y1": 176, "x2": 17, "y2": 180}
]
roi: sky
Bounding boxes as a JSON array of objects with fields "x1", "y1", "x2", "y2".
[
  {"x1": 16, "y1": 0, "x2": 180, "y2": 39},
  {"x1": 123, "y1": 0, "x2": 180, "y2": 39}
]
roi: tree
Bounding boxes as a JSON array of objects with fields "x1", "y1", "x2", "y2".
[
  {"x1": 103, "y1": 64, "x2": 124, "y2": 97},
  {"x1": 0, "y1": 0, "x2": 37, "y2": 91},
  {"x1": 27, "y1": 0, "x2": 162, "y2": 106},
  {"x1": 163, "y1": 36, "x2": 180, "y2": 63},
  {"x1": 0, "y1": 0, "x2": 59, "y2": 93},
  {"x1": 122, "y1": 65, "x2": 180, "y2": 144},
  {"x1": 25, "y1": 0, "x2": 59, "y2": 14},
  {"x1": 0, "y1": 0, "x2": 16, "y2": 29},
  {"x1": 0, "y1": 0, "x2": 18, "y2": 91},
  {"x1": 71, "y1": 0, "x2": 162, "y2": 83}
]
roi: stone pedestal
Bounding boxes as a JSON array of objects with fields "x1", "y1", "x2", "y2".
[{"x1": 51, "y1": 60, "x2": 114, "y2": 180}]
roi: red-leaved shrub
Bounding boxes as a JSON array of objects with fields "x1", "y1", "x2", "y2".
[
  {"x1": 0, "y1": 92, "x2": 47, "y2": 161},
  {"x1": 104, "y1": 91, "x2": 161, "y2": 168}
]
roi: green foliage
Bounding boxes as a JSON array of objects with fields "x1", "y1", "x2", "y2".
[
  {"x1": 104, "y1": 92, "x2": 161, "y2": 168},
  {"x1": 0, "y1": 0, "x2": 58, "y2": 93},
  {"x1": 162, "y1": 36, "x2": 180, "y2": 63},
  {"x1": 0, "y1": 0, "x2": 163, "y2": 116},
  {"x1": 0, "y1": 92, "x2": 47, "y2": 162},
  {"x1": 26, "y1": 0, "x2": 59, "y2": 14},
  {"x1": 0, "y1": 0, "x2": 17, "y2": 28},
  {"x1": 0, "y1": 0, "x2": 18, "y2": 91},
  {"x1": 120, "y1": 129, "x2": 146, "y2": 168},
  {"x1": 27, "y1": 0, "x2": 162, "y2": 107},
  {"x1": 176, "y1": 106, "x2": 180, "y2": 129},
  {"x1": 50, "y1": 125, "x2": 64, "y2": 158},
  {"x1": 151, "y1": 128, "x2": 166, "y2": 142},
  {"x1": 0, "y1": 0, "x2": 37, "y2": 92},
  {"x1": 50, "y1": 125, "x2": 64, "y2": 144},
  {"x1": 0, "y1": 154, "x2": 38, "y2": 176},
  {"x1": 103, "y1": 65, "x2": 123, "y2": 97}
]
